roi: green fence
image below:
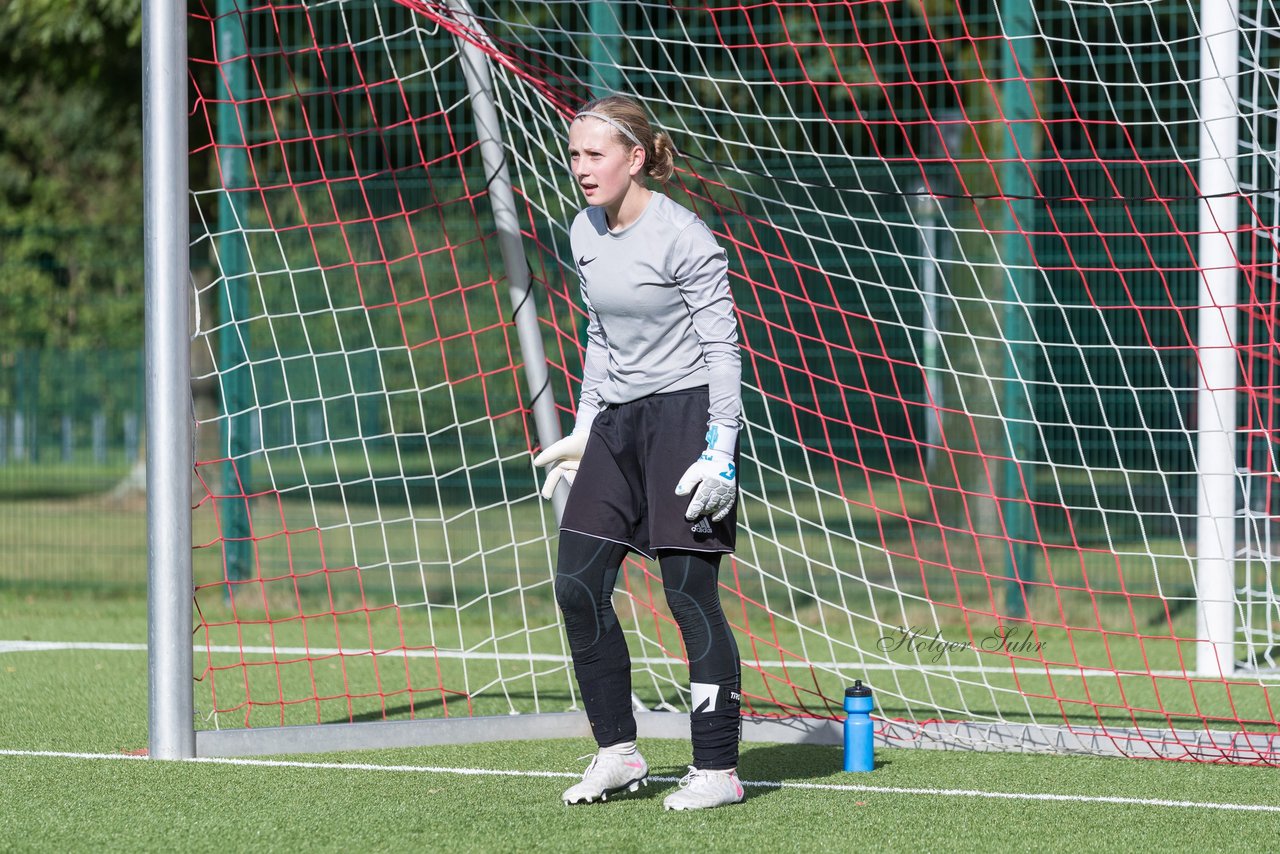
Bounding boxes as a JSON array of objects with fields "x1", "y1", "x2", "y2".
[
  {"x1": 0, "y1": 349, "x2": 146, "y2": 590},
  {"x1": 0, "y1": 350, "x2": 143, "y2": 489}
]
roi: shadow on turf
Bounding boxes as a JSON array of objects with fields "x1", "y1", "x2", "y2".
[
  {"x1": 631, "y1": 744, "x2": 890, "y2": 805},
  {"x1": 337, "y1": 700, "x2": 892, "y2": 788},
  {"x1": 739, "y1": 742, "x2": 889, "y2": 788}
]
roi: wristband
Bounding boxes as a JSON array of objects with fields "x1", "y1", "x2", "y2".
[
  {"x1": 704, "y1": 422, "x2": 738, "y2": 455},
  {"x1": 573, "y1": 399, "x2": 601, "y2": 436}
]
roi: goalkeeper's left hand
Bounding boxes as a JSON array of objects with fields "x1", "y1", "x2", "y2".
[{"x1": 674, "y1": 425, "x2": 738, "y2": 522}]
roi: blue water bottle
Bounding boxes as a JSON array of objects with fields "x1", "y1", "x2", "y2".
[{"x1": 843, "y1": 680, "x2": 875, "y2": 772}]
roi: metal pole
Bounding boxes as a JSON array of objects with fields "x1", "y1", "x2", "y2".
[
  {"x1": 1195, "y1": 0, "x2": 1240, "y2": 677},
  {"x1": 446, "y1": 0, "x2": 568, "y2": 518},
  {"x1": 217, "y1": 0, "x2": 252, "y2": 584},
  {"x1": 144, "y1": 0, "x2": 195, "y2": 759},
  {"x1": 915, "y1": 190, "x2": 943, "y2": 474},
  {"x1": 999, "y1": 0, "x2": 1039, "y2": 619}
]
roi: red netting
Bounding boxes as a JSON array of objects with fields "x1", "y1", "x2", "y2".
[{"x1": 188, "y1": 0, "x2": 1280, "y2": 763}]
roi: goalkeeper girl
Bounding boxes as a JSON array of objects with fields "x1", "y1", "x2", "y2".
[{"x1": 533, "y1": 94, "x2": 745, "y2": 812}]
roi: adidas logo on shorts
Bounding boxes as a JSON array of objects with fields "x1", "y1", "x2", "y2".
[{"x1": 690, "y1": 517, "x2": 713, "y2": 534}]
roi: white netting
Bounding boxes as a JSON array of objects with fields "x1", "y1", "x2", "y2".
[{"x1": 188, "y1": 0, "x2": 1280, "y2": 762}]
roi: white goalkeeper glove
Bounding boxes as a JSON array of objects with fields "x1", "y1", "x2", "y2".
[
  {"x1": 674, "y1": 424, "x2": 739, "y2": 522},
  {"x1": 532, "y1": 403, "x2": 599, "y2": 499},
  {"x1": 533, "y1": 433, "x2": 587, "y2": 499}
]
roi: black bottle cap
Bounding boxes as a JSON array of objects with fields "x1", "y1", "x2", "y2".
[{"x1": 845, "y1": 679, "x2": 872, "y2": 698}]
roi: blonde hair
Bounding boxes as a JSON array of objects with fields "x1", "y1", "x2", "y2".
[{"x1": 573, "y1": 95, "x2": 675, "y2": 183}]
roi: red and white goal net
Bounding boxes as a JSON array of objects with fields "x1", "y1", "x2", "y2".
[{"x1": 187, "y1": 0, "x2": 1280, "y2": 762}]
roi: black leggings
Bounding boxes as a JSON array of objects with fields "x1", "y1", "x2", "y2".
[{"x1": 554, "y1": 530, "x2": 741, "y2": 769}]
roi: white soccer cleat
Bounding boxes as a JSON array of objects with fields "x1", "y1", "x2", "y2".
[
  {"x1": 662, "y1": 767, "x2": 745, "y2": 811},
  {"x1": 562, "y1": 750, "x2": 649, "y2": 805}
]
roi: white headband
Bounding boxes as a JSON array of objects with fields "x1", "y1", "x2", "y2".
[{"x1": 573, "y1": 110, "x2": 643, "y2": 149}]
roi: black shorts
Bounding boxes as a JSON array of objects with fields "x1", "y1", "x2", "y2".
[{"x1": 560, "y1": 387, "x2": 737, "y2": 558}]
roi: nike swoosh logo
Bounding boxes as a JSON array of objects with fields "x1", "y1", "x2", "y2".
[
  {"x1": 624, "y1": 759, "x2": 645, "y2": 769},
  {"x1": 578, "y1": 255, "x2": 596, "y2": 266}
]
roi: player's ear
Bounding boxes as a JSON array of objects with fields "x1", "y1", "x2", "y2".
[{"x1": 628, "y1": 145, "x2": 646, "y2": 177}]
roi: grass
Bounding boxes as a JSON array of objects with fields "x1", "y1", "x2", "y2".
[
  {"x1": 4, "y1": 589, "x2": 1280, "y2": 852},
  {"x1": 3, "y1": 491, "x2": 1278, "y2": 737},
  {"x1": 4, "y1": 480, "x2": 1280, "y2": 848},
  {"x1": 0, "y1": 460, "x2": 133, "y2": 500}
]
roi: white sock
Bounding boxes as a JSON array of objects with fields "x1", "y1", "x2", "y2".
[{"x1": 600, "y1": 741, "x2": 637, "y2": 755}]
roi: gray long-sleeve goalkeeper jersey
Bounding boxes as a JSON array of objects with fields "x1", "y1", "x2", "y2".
[{"x1": 570, "y1": 191, "x2": 741, "y2": 432}]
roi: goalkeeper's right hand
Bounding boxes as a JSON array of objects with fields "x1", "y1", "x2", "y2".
[{"x1": 532, "y1": 433, "x2": 589, "y2": 499}]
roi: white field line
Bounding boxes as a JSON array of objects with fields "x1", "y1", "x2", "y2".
[
  {"x1": 1, "y1": 748, "x2": 1278, "y2": 813},
  {"x1": 3, "y1": 639, "x2": 1280, "y2": 682}
]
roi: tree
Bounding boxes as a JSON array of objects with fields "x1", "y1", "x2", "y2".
[{"x1": 0, "y1": 0, "x2": 144, "y2": 350}]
